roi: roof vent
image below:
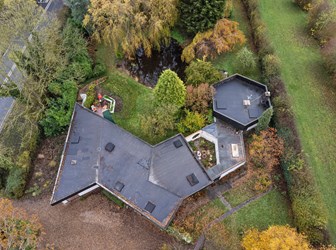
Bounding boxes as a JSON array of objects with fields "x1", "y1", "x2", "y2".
[
  {"x1": 71, "y1": 160, "x2": 77, "y2": 165},
  {"x1": 145, "y1": 202, "x2": 156, "y2": 213},
  {"x1": 243, "y1": 99, "x2": 251, "y2": 106},
  {"x1": 173, "y1": 140, "x2": 183, "y2": 148},
  {"x1": 265, "y1": 91, "x2": 271, "y2": 97},
  {"x1": 114, "y1": 181, "x2": 124, "y2": 192},
  {"x1": 186, "y1": 173, "x2": 199, "y2": 186},
  {"x1": 71, "y1": 134, "x2": 80, "y2": 144},
  {"x1": 105, "y1": 143, "x2": 115, "y2": 152}
]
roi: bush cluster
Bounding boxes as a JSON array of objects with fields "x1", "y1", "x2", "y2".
[
  {"x1": 0, "y1": 120, "x2": 40, "y2": 198},
  {"x1": 308, "y1": 0, "x2": 336, "y2": 46},
  {"x1": 241, "y1": 0, "x2": 329, "y2": 244},
  {"x1": 41, "y1": 20, "x2": 94, "y2": 137}
]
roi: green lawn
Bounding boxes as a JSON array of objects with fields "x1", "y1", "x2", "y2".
[
  {"x1": 95, "y1": 44, "x2": 171, "y2": 144},
  {"x1": 211, "y1": 0, "x2": 262, "y2": 81},
  {"x1": 207, "y1": 190, "x2": 292, "y2": 249},
  {"x1": 259, "y1": 0, "x2": 336, "y2": 242},
  {"x1": 223, "y1": 177, "x2": 263, "y2": 207}
]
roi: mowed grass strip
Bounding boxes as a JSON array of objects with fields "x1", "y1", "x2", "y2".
[
  {"x1": 214, "y1": 190, "x2": 293, "y2": 250},
  {"x1": 259, "y1": 0, "x2": 336, "y2": 242}
]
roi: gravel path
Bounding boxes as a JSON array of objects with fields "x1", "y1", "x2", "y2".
[{"x1": 14, "y1": 193, "x2": 182, "y2": 250}]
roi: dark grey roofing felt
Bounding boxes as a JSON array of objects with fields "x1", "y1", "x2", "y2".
[
  {"x1": 202, "y1": 120, "x2": 246, "y2": 180},
  {"x1": 213, "y1": 74, "x2": 271, "y2": 127},
  {"x1": 51, "y1": 104, "x2": 212, "y2": 228}
]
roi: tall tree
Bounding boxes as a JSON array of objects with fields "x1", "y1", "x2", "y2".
[
  {"x1": 0, "y1": 198, "x2": 43, "y2": 249},
  {"x1": 64, "y1": 0, "x2": 89, "y2": 26},
  {"x1": 84, "y1": 0, "x2": 178, "y2": 58},
  {"x1": 0, "y1": 18, "x2": 65, "y2": 123},
  {"x1": 179, "y1": 0, "x2": 226, "y2": 34},
  {"x1": 242, "y1": 226, "x2": 311, "y2": 250},
  {"x1": 0, "y1": 0, "x2": 43, "y2": 54},
  {"x1": 182, "y1": 19, "x2": 246, "y2": 63},
  {"x1": 154, "y1": 69, "x2": 186, "y2": 108}
]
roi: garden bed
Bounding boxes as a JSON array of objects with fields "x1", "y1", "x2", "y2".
[{"x1": 189, "y1": 138, "x2": 216, "y2": 169}]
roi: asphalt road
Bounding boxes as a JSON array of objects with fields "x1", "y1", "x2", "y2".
[{"x1": 0, "y1": 0, "x2": 64, "y2": 132}]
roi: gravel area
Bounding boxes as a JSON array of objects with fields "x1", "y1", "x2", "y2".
[{"x1": 14, "y1": 193, "x2": 183, "y2": 250}]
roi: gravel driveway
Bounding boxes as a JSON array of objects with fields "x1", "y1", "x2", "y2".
[{"x1": 14, "y1": 193, "x2": 183, "y2": 250}]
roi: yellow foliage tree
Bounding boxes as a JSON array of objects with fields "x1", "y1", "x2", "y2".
[
  {"x1": 0, "y1": 198, "x2": 43, "y2": 249},
  {"x1": 182, "y1": 18, "x2": 246, "y2": 63},
  {"x1": 242, "y1": 226, "x2": 312, "y2": 250},
  {"x1": 84, "y1": 0, "x2": 178, "y2": 59}
]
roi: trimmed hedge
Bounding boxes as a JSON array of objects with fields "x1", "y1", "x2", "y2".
[{"x1": 241, "y1": 0, "x2": 329, "y2": 245}]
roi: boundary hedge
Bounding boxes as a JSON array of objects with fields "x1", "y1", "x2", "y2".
[{"x1": 241, "y1": 0, "x2": 329, "y2": 245}]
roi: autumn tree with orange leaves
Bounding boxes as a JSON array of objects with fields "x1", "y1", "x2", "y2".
[
  {"x1": 0, "y1": 198, "x2": 43, "y2": 249},
  {"x1": 242, "y1": 226, "x2": 311, "y2": 250},
  {"x1": 249, "y1": 128, "x2": 284, "y2": 170},
  {"x1": 186, "y1": 83, "x2": 214, "y2": 115},
  {"x1": 181, "y1": 18, "x2": 246, "y2": 63}
]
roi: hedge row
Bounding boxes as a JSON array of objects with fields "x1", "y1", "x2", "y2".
[
  {"x1": 308, "y1": 0, "x2": 336, "y2": 81},
  {"x1": 0, "y1": 111, "x2": 40, "y2": 198},
  {"x1": 294, "y1": 0, "x2": 336, "y2": 82},
  {"x1": 241, "y1": 0, "x2": 328, "y2": 245}
]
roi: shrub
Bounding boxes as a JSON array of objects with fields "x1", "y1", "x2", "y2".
[
  {"x1": 185, "y1": 60, "x2": 222, "y2": 86},
  {"x1": 154, "y1": 70, "x2": 186, "y2": 108},
  {"x1": 177, "y1": 111, "x2": 206, "y2": 135},
  {"x1": 84, "y1": 83, "x2": 96, "y2": 108},
  {"x1": 249, "y1": 128, "x2": 284, "y2": 170},
  {"x1": 242, "y1": 226, "x2": 311, "y2": 250},
  {"x1": 179, "y1": 0, "x2": 225, "y2": 34},
  {"x1": 182, "y1": 19, "x2": 246, "y2": 63},
  {"x1": 233, "y1": 47, "x2": 257, "y2": 75},
  {"x1": 93, "y1": 62, "x2": 107, "y2": 77},
  {"x1": 140, "y1": 104, "x2": 178, "y2": 140},
  {"x1": 308, "y1": 0, "x2": 336, "y2": 46},
  {"x1": 224, "y1": 0, "x2": 233, "y2": 18},
  {"x1": 262, "y1": 54, "x2": 281, "y2": 81},
  {"x1": 256, "y1": 108, "x2": 273, "y2": 133},
  {"x1": 5, "y1": 151, "x2": 30, "y2": 198},
  {"x1": 294, "y1": 0, "x2": 314, "y2": 11},
  {"x1": 186, "y1": 83, "x2": 214, "y2": 115},
  {"x1": 41, "y1": 81, "x2": 78, "y2": 137},
  {"x1": 322, "y1": 39, "x2": 336, "y2": 80}
]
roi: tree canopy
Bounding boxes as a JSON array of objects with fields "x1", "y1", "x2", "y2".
[
  {"x1": 179, "y1": 0, "x2": 226, "y2": 34},
  {"x1": 84, "y1": 0, "x2": 178, "y2": 59},
  {"x1": 0, "y1": 0, "x2": 43, "y2": 54},
  {"x1": 185, "y1": 60, "x2": 222, "y2": 86},
  {"x1": 182, "y1": 19, "x2": 246, "y2": 63},
  {"x1": 64, "y1": 0, "x2": 90, "y2": 26},
  {"x1": 0, "y1": 198, "x2": 43, "y2": 249},
  {"x1": 242, "y1": 226, "x2": 311, "y2": 250},
  {"x1": 154, "y1": 69, "x2": 186, "y2": 108}
]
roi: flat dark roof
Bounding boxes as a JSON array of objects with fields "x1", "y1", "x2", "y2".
[
  {"x1": 213, "y1": 74, "x2": 271, "y2": 129},
  {"x1": 51, "y1": 104, "x2": 212, "y2": 228},
  {"x1": 202, "y1": 120, "x2": 246, "y2": 180}
]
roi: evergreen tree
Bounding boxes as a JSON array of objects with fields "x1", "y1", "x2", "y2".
[
  {"x1": 179, "y1": 0, "x2": 226, "y2": 34},
  {"x1": 154, "y1": 69, "x2": 186, "y2": 108}
]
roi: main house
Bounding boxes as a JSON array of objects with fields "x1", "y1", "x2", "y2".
[{"x1": 51, "y1": 74, "x2": 271, "y2": 228}]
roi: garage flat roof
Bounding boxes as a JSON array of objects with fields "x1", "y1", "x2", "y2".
[{"x1": 213, "y1": 74, "x2": 271, "y2": 129}]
